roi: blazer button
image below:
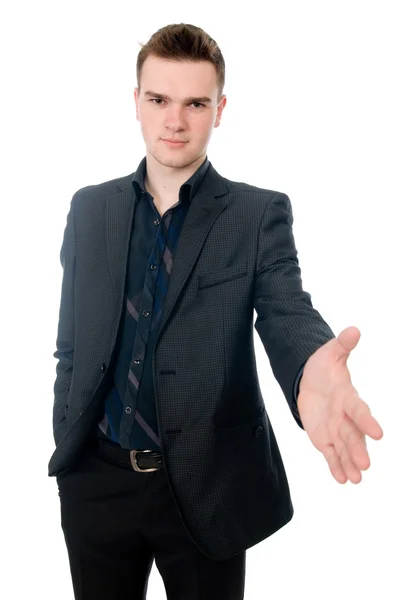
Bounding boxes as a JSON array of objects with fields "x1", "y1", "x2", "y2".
[
  {"x1": 254, "y1": 425, "x2": 263, "y2": 438},
  {"x1": 101, "y1": 363, "x2": 106, "y2": 373}
]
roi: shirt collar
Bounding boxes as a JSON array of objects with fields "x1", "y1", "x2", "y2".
[{"x1": 131, "y1": 154, "x2": 210, "y2": 203}]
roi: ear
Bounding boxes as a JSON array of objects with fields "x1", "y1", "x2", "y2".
[{"x1": 133, "y1": 88, "x2": 140, "y2": 121}]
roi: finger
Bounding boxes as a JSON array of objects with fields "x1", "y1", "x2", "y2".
[
  {"x1": 338, "y1": 413, "x2": 370, "y2": 471},
  {"x1": 344, "y1": 393, "x2": 383, "y2": 440},
  {"x1": 334, "y1": 436, "x2": 362, "y2": 484},
  {"x1": 321, "y1": 444, "x2": 347, "y2": 484}
]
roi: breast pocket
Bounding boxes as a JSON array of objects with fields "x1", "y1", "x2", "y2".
[{"x1": 198, "y1": 261, "x2": 249, "y2": 290}]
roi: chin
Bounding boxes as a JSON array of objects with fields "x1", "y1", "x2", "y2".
[{"x1": 150, "y1": 142, "x2": 195, "y2": 164}]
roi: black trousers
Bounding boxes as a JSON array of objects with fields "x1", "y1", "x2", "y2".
[{"x1": 56, "y1": 440, "x2": 246, "y2": 599}]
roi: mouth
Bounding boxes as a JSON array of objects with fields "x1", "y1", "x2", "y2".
[{"x1": 162, "y1": 138, "x2": 188, "y2": 147}]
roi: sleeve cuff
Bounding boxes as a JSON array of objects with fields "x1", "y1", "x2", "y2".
[{"x1": 293, "y1": 363, "x2": 305, "y2": 404}]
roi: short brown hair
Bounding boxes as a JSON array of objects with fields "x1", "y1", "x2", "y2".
[{"x1": 136, "y1": 23, "x2": 225, "y2": 102}]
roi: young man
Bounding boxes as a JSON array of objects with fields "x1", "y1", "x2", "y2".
[{"x1": 49, "y1": 23, "x2": 383, "y2": 600}]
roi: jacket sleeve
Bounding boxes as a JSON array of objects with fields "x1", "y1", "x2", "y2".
[
  {"x1": 52, "y1": 193, "x2": 77, "y2": 444},
  {"x1": 253, "y1": 191, "x2": 336, "y2": 429}
]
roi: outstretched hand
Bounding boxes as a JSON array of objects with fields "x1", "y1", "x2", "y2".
[{"x1": 297, "y1": 326, "x2": 383, "y2": 484}]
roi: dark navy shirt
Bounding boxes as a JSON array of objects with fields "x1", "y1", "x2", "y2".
[{"x1": 92, "y1": 155, "x2": 304, "y2": 450}]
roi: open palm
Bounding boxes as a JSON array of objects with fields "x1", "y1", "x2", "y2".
[{"x1": 297, "y1": 326, "x2": 383, "y2": 483}]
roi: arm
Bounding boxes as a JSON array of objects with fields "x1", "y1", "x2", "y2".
[
  {"x1": 253, "y1": 191, "x2": 336, "y2": 429},
  {"x1": 52, "y1": 193, "x2": 77, "y2": 444}
]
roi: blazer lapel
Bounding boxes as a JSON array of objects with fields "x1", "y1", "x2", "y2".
[
  {"x1": 158, "y1": 186, "x2": 227, "y2": 338},
  {"x1": 106, "y1": 187, "x2": 137, "y2": 303}
]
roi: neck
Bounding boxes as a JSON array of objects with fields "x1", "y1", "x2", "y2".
[{"x1": 144, "y1": 150, "x2": 206, "y2": 201}]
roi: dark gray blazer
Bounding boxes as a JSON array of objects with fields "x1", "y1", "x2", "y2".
[{"x1": 48, "y1": 160, "x2": 335, "y2": 560}]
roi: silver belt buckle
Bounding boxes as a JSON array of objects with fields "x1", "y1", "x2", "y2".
[{"x1": 130, "y1": 449, "x2": 159, "y2": 472}]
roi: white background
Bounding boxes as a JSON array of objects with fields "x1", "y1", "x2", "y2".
[{"x1": 1, "y1": 1, "x2": 399, "y2": 598}]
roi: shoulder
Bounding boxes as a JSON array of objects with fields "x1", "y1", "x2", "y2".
[
  {"x1": 221, "y1": 174, "x2": 289, "y2": 206},
  {"x1": 71, "y1": 172, "x2": 135, "y2": 204}
]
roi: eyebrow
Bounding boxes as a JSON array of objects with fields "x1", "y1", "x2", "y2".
[{"x1": 144, "y1": 91, "x2": 212, "y2": 104}]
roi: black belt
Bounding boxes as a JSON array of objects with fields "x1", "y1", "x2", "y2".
[{"x1": 92, "y1": 439, "x2": 164, "y2": 472}]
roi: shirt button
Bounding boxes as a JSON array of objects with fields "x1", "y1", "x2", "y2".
[
  {"x1": 125, "y1": 407, "x2": 132, "y2": 414},
  {"x1": 254, "y1": 425, "x2": 263, "y2": 438},
  {"x1": 153, "y1": 219, "x2": 160, "y2": 225},
  {"x1": 133, "y1": 358, "x2": 141, "y2": 364},
  {"x1": 101, "y1": 363, "x2": 106, "y2": 373},
  {"x1": 142, "y1": 310, "x2": 150, "y2": 317},
  {"x1": 150, "y1": 264, "x2": 157, "y2": 270}
]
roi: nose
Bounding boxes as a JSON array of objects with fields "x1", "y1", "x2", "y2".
[{"x1": 164, "y1": 105, "x2": 187, "y2": 130}]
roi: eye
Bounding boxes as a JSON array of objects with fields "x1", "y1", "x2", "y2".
[{"x1": 149, "y1": 99, "x2": 205, "y2": 108}]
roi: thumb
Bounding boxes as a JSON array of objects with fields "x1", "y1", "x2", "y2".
[{"x1": 336, "y1": 326, "x2": 361, "y2": 355}]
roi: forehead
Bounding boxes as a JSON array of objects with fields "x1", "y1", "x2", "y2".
[{"x1": 141, "y1": 55, "x2": 218, "y2": 98}]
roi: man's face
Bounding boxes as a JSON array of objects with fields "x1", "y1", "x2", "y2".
[{"x1": 134, "y1": 55, "x2": 226, "y2": 167}]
